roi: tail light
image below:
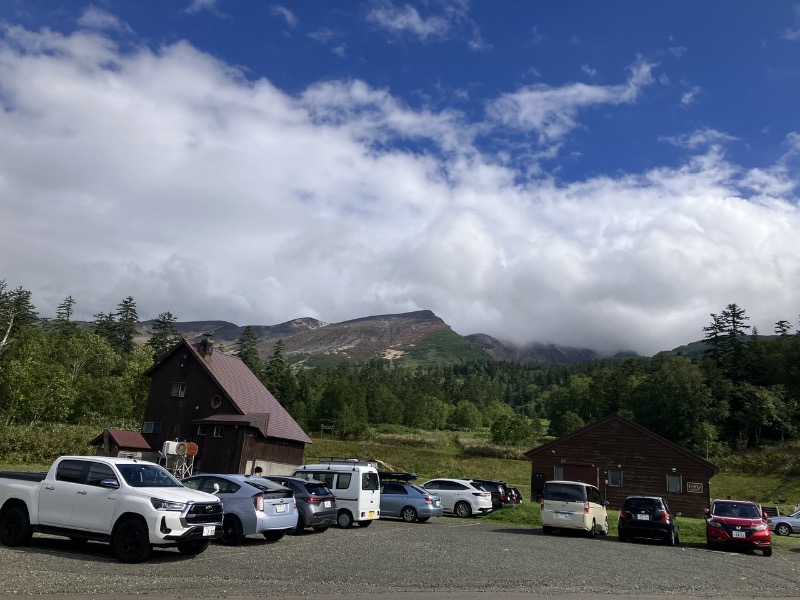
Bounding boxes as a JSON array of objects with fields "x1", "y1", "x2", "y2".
[
  {"x1": 540, "y1": 500, "x2": 544, "y2": 511},
  {"x1": 583, "y1": 501, "x2": 590, "y2": 515},
  {"x1": 301, "y1": 496, "x2": 323, "y2": 503},
  {"x1": 660, "y1": 511, "x2": 671, "y2": 522},
  {"x1": 619, "y1": 509, "x2": 628, "y2": 519},
  {"x1": 500, "y1": 493, "x2": 508, "y2": 501},
  {"x1": 473, "y1": 492, "x2": 490, "y2": 497},
  {"x1": 424, "y1": 497, "x2": 434, "y2": 504},
  {"x1": 253, "y1": 493, "x2": 264, "y2": 512}
]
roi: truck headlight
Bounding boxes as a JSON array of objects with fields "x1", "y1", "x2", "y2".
[{"x1": 150, "y1": 497, "x2": 186, "y2": 511}]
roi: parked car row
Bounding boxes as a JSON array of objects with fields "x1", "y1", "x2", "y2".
[{"x1": 539, "y1": 479, "x2": 772, "y2": 557}]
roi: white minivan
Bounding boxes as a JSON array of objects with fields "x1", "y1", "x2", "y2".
[
  {"x1": 293, "y1": 458, "x2": 380, "y2": 528},
  {"x1": 540, "y1": 480, "x2": 609, "y2": 538}
]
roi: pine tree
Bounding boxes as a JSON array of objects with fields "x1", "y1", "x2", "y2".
[
  {"x1": 114, "y1": 296, "x2": 139, "y2": 354},
  {"x1": 235, "y1": 326, "x2": 261, "y2": 374},
  {"x1": 147, "y1": 312, "x2": 181, "y2": 362}
]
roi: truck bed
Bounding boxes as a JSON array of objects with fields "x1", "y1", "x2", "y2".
[{"x1": 0, "y1": 471, "x2": 47, "y2": 482}]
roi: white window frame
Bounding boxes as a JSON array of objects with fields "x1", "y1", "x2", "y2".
[
  {"x1": 141, "y1": 421, "x2": 161, "y2": 434},
  {"x1": 213, "y1": 425, "x2": 223, "y2": 438},
  {"x1": 666, "y1": 474, "x2": 682, "y2": 493},
  {"x1": 197, "y1": 425, "x2": 206, "y2": 436},
  {"x1": 170, "y1": 383, "x2": 187, "y2": 398}
]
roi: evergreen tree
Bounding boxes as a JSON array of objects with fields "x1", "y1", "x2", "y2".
[
  {"x1": 147, "y1": 312, "x2": 181, "y2": 362},
  {"x1": 115, "y1": 296, "x2": 139, "y2": 354},
  {"x1": 91, "y1": 311, "x2": 117, "y2": 348},
  {"x1": 55, "y1": 296, "x2": 76, "y2": 322},
  {"x1": 235, "y1": 326, "x2": 261, "y2": 374}
]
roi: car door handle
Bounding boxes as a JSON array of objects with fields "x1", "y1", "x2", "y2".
[
  {"x1": 77, "y1": 490, "x2": 87, "y2": 495},
  {"x1": 45, "y1": 485, "x2": 55, "y2": 490}
]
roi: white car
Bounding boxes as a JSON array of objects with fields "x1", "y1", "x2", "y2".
[
  {"x1": 421, "y1": 478, "x2": 493, "y2": 517},
  {"x1": 768, "y1": 510, "x2": 800, "y2": 536},
  {"x1": 540, "y1": 480, "x2": 609, "y2": 538}
]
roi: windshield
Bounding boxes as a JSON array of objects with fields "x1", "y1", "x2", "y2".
[
  {"x1": 118, "y1": 463, "x2": 183, "y2": 488},
  {"x1": 713, "y1": 502, "x2": 761, "y2": 519}
]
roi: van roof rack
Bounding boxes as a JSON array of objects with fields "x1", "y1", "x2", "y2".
[
  {"x1": 313, "y1": 457, "x2": 378, "y2": 468},
  {"x1": 378, "y1": 471, "x2": 417, "y2": 482}
]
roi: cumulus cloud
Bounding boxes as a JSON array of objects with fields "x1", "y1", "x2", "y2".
[
  {"x1": 271, "y1": 5, "x2": 298, "y2": 28},
  {"x1": 77, "y1": 6, "x2": 132, "y2": 32},
  {"x1": 366, "y1": 0, "x2": 485, "y2": 48},
  {"x1": 0, "y1": 25, "x2": 799, "y2": 357}
]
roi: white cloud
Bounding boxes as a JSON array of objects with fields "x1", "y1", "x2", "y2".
[
  {"x1": 581, "y1": 64, "x2": 597, "y2": 78},
  {"x1": 185, "y1": 0, "x2": 218, "y2": 14},
  {"x1": 660, "y1": 128, "x2": 738, "y2": 150},
  {"x1": 486, "y1": 57, "x2": 655, "y2": 145},
  {"x1": 77, "y1": 6, "x2": 132, "y2": 33},
  {"x1": 1, "y1": 26, "x2": 799, "y2": 357},
  {"x1": 365, "y1": 0, "x2": 485, "y2": 48},
  {"x1": 271, "y1": 5, "x2": 298, "y2": 28},
  {"x1": 680, "y1": 85, "x2": 701, "y2": 106}
]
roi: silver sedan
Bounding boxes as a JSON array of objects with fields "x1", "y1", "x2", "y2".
[{"x1": 768, "y1": 510, "x2": 800, "y2": 536}]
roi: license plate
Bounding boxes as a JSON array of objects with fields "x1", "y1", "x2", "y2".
[
  {"x1": 636, "y1": 514, "x2": 650, "y2": 520},
  {"x1": 276, "y1": 504, "x2": 287, "y2": 513},
  {"x1": 323, "y1": 500, "x2": 331, "y2": 508},
  {"x1": 368, "y1": 511, "x2": 375, "y2": 518},
  {"x1": 557, "y1": 513, "x2": 569, "y2": 520},
  {"x1": 203, "y1": 526, "x2": 215, "y2": 537},
  {"x1": 732, "y1": 531, "x2": 746, "y2": 538}
]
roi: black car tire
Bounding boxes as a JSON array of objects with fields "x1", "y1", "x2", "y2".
[
  {"x1": 776, "y1": 523, "x2": 792, "y2": 536},
  {"x1": 0, "y1": 506, "x2": 33, "y2": 547},
  {"x1": 311, "y1": 524, "x2": 330, "y2": 533},
  {"x1": 401, "y1": 506, "x2": 418, "y2": 523},
  {"x1": 417, "y1": 517, "x2": 430, "y2": 523},
  {"x1": 665, "y1": 527, "x2": 676, "y2": 546},
  {"x1": 111, "y1": 517, "x2": 152, "y2": 563},
  {"x1": 262, "y1": 530, "x2": 286, "y2": 542},
  {"x1": 542, "y1": 525, "x2": 553, "y2": 535},
  {"x1": 454, "y1": 501, "x2": 472, "y2": 518},
  {"x1": 602, "y1": 516, "x2": 609, "y2": 536},
  {"x1": 586, "y1": 519, "x2": 597, "y2": 539},
  {"x1": 618, "y1": 532, "x2": 628, "y2": 542},
  {"x1": 292, "y1": 515, "x2": 305, "y2": 535},
  {"x1": 337, "y1": 510, "x2": 354, "y2": 529},
  {"x1": 177, "y1": 540, "x2": 210, "y2": 556},
  {"x1": 763, "y1": 547, "x2": 773, "y2": 557},
  {"x1": 222, "y1": 515, "x2": 245, "y2": 546}
]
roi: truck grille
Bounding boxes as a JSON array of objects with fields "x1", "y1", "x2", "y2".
[{"x1": 185, "y1": 502, "x2": 223, "y2": 524}]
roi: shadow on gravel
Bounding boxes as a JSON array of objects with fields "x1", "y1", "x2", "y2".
[{"x1": 6, "y1": 536, "x2": 208, "y2": 564}]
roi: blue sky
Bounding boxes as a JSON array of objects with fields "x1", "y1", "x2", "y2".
[{"x1": 1, "y1": 1, "x2": 799, "y2": 355}]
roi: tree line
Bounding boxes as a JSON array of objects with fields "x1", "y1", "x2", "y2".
[{"x1": 2, "y1": 281, "x2": 800, "y2": 458}]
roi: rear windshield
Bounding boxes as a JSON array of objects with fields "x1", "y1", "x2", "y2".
[
  {"x1": 304, "y1": 482, "x2": 332, "y2": 496},
  {"x1": 624, "y1": 498, "x2": 662, "y2": 511},
  {"x1": 544, "y1": 483, "x2": 587, "y2": 502},
  {"x1": 362, "y1": 472, "x2": 379, "y2": 491}
]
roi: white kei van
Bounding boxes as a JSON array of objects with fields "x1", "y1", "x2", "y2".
[
  {"x1": 540, "y1": 480, "x2": 609, "y2": 538},
  {"x1": 293, "y1": 458, "x2": 381, "y2": 528}
]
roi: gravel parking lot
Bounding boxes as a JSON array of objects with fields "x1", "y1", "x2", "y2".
[{"x1": 2, "y1": 517, "x2": 800, "y2": 599}]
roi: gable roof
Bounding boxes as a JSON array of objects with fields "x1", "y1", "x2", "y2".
[
  {"x1": 150, "y1": 339, "x2": 312, "y2": 445},
  {"x1": 525, "y1": 413, "x2": 718, "y2": 474},
  {"x1": 90, "y1": 428, "x2": 151, "y2": 451}
]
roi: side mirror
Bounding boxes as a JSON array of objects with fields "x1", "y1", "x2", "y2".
[
  {"x1": 763, "y1": 512, "x2": 769, "y2": 520},
  {"x1": 100, "y1": 478, "x2": 120, "y2": 489},
  {"x1": 704, "y1": 508, "x2": 710, "y2": 515},
  {"x1": 603, "y1": 500, "x2": 610, "y2": 506},
  {"x1": 212, "y1": 483, "x2": 220, "y2": 494}
]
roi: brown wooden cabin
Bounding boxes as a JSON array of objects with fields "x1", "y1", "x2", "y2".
[
  {"x1": 140, "y1": 337, "x2": 312, "y2": 474},
  {"x1": 525, "y1": 414, "x2": 718, "y2": 517}
]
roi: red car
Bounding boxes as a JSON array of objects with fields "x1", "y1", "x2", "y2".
[{"x1": 705, "y1": 498, "x2": 772, "y2": 556}]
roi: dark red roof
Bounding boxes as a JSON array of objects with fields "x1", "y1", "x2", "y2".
[
  {"x1": 184, "y1": 340, "x2": 312, "y2": 445},
  {"x1": 90, "y1": 428, "x2": 151, "y2": 450}
]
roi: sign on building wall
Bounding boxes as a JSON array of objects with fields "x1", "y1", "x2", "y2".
[{"x1": 687, "y1": 482, "x2": 704, "y2": 493}]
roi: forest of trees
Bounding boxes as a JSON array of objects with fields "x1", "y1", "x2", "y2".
[{"x1": 2, "y1": 279, "x2": 800, "y2": 459}]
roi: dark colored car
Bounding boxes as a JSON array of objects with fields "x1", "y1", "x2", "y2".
[
  {"x1": 508, "y1": 486, "x2": 523, "y2": 506},
  {"x1": 706, "y1": 498, "x2": 772, "y2": 556},
  {"x1": 618, "y1": 495, "x2": 679, "y2": 545},
  {"x1": 470, "y1": 478, "x2": 513, "y2": 510},
  {"x1": 262, "y1": 475, "x2": 337, "y2": 534}
]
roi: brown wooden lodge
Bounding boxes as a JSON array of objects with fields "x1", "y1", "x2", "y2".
[
  {"x1": 525, "y1": 414, "x2": 718, "y2": 517},
  {"x1": 133, "y1": 337, "x2": 312, "y2": 475}
]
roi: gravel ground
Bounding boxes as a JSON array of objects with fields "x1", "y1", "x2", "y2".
[{"x1": 2, "y1": 517, "x2": 800, "y2": 598}]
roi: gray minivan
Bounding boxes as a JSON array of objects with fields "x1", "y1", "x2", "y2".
[{"x1": 540, "y1": 480, "x2": 609, "y2": 538}]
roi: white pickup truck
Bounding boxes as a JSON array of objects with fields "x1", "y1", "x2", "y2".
[{"x1": 0, "y1": 455, "x2": 223, "y2": 562}]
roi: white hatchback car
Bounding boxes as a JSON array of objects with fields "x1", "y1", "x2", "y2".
[
  {"x1": 540, "y1": 480, "x2": 609, "y2": 538},
  {"x1": 421, "y1": 478, "x2": 493, "y2": 517}
]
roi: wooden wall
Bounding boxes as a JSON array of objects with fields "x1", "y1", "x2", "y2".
[{"x1": 528, "y1": 418, "x2": 715, "y2": 517}]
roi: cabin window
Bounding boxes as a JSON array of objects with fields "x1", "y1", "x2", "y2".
[
  {"x1": 170, "y1": 383, "x2": 187, "y2": 398},
  {"x1": 608, "y1": 470, "x2": 623, "y2": 487},
  {"x1": 666, "y1": 474, "x2": 682, "y2": 493},
  {"x1": 141, "y1": 421, "x2": 161, "y2": 434},
  {"x1": 197, "y1": 425, "x2": 206, "y2": 436},
  {"x1": 213, "y1": 425, "x2": 223, "y2": 438},
  {"x1": 553, "y1": 465, "x2": 563, "y2": 480}
]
